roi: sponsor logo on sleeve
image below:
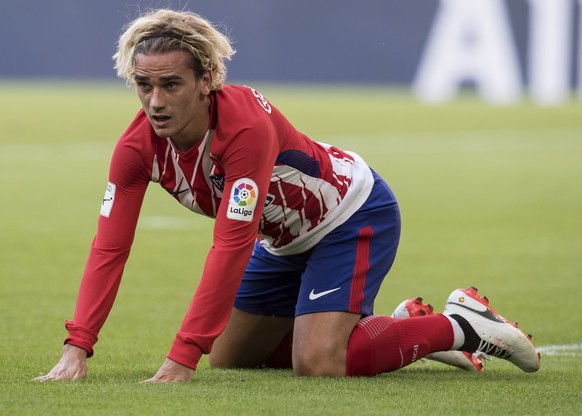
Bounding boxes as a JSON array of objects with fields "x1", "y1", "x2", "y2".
[
  {"x1": 100, "y1": 182, "x2": 116, "y2": 217},
  {"x1": 227, "y1": 178, "x2": 258, "y2": 222}
]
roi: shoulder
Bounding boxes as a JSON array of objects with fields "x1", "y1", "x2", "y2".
[
  {"x1": 215, "y1": 85, "x2": 274, "y2": 125},
  {"x1": 113, "y1": 109, "x2": 162, "y2": 163},
  {"x1": 110, "y1": 110, "x2": 159, "y2": 183},
  {"x1": 118, "y1": 110, "x2": 157, "y2": 150},
  {"x1": 211, "y1": 86, "x2": 280, "y2": 162}
]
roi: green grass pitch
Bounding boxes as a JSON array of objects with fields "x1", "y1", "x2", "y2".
[{"x1": 0, "y1": 82, "x2": 581, "y2": 415}]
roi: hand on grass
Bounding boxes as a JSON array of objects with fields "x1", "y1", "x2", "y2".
[
  {"x1": 33, "y1": 344, "x2": 88, "y2": 382},
  {"x1": 141, "y1": 357, "x2": 195, "y2": 383}
]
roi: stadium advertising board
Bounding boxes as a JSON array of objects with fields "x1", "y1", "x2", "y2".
[
  {"x1": 0, "y1": 0, "x2": 580, "y2": 105},
  {"x1": 415, "y1": 0, "x2": 581, "y2": 105}
]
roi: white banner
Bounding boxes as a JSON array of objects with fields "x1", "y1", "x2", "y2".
[{"x1": 414, "y1": 0, "x2": 581, "y2": 105}]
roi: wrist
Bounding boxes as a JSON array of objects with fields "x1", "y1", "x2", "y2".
[
  {"x1": 63, "y1": 343, "x2": 89, "y2": 359},
  {"x1": 168, "y1": 336, "x2": 202, "y2": 370}
]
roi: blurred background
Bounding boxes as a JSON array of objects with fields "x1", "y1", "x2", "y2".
[{"x1": 0, "y1": 0, "x2": 579, "y2": 105}]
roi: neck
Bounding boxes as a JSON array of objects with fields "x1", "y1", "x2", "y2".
[
  {"x1": 170, "y1": 95, "x2": 211, "y2": 152},
  {"x1": 170, "y1": 130, "x2": 207, "y2": 153}
]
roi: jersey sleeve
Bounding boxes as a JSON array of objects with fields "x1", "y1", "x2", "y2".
[
  {"x1": 64, "y1": 138, "x2": 150, "y2": 356},
  {"x1": 167, "y1": 121, "x2": 279, "y2": 369}
]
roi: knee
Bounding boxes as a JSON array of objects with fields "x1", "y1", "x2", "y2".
[{"x1": 293, "y1": 342, "x2": 346, "y2": 377}]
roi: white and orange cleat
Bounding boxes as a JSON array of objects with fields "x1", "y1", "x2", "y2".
[
  {"x1": 392, "y1": 297, "x2": 486, "y2": 371},
  {"x1": 443, "y1": 287, "x2": 540, "y2": 373}
]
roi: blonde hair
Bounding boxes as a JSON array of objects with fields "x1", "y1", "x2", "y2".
[{"x1": 113, "y1": 9, "x2": 235, "y2": 90}]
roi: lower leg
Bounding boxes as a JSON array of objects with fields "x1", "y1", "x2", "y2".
[{"x1": 346, "y1": 314, "x2": 456, "y2": 376}]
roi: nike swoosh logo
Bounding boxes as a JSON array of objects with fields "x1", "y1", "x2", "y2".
[
  {"x1": 309, "y1": 287, "x2": 341, "y2": 300},
  {"x1": 446, "y1": 301, "x2": 504, "y2": 323}
]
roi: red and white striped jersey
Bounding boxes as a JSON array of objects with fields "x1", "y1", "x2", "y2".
[{"x1": 65, "y1": 85, "x2": 373, "y2": 370}]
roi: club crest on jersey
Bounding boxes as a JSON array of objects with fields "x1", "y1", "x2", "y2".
[
  {"x1": 227, "y1": 178, "x2": 258, "y2": 222},
  {"x1": 264, "y1": 194, "x2": 274, "y2": 207},
  {"x1": 210, "y1": 175, "x2": 225, "y2": 192}
]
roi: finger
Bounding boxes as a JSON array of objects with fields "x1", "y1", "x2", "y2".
[
  {"x1": 71, "y1": 369, "x2": 87, "y2": 380},
  {"x1": 33, "y1": 369, "x2": 76, "y2": 382},
  {"x1": 139, "y1": 377, "x2": 161, "y2": 384},
  {"x1": 140, "y1": 376, "x2": 172, "y2": 383},
  {"x1": 140, "y1": 375, "x2": 179, "y2": 383},
  {"x1": 33, "y1": 370, "x2": 62, "y2": 382}
]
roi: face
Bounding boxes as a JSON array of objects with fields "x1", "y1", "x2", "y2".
[{"x1": 134, "y1": 50, "x2": 211, "y2": 150}]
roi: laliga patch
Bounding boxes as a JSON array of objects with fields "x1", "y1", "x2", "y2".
[
  {"x1": 100, "y1": 182, "x2": 116, "y2": 217},
  {"x1": 227, "y1": 178, "x2": 258, "y2": 222}
]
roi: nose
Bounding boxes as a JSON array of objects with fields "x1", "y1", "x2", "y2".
[{"x1": 150, "y1": 87, "x2": 166, "y2": 111}]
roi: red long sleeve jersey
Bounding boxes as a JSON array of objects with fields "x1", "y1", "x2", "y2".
[{"x1": 65, "y1": 85, "x2": 374, "y2": 369}]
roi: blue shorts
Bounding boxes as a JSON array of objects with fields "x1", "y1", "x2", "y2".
[{"x1": 234, "y1": 169, "x2": 401, "y2": 318}]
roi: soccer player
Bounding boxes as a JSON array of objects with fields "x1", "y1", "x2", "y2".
[{"x1": 34, "y1": 9, "x2": 539, "y2": 382}]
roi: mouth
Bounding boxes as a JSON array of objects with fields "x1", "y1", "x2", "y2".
[{"x1": 151, "y1": 114, "x2": 171, "y2": 128}]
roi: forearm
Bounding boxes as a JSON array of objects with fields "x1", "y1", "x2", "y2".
[{"x1": 64, "y1": 244, "x2": 131, "y2": 356}]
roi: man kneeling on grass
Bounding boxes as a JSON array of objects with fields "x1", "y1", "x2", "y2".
[{"x1": 35, "y1": 9, "x2": 540, "y2": 383}]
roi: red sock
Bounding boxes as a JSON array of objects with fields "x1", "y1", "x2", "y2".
[
  {"x1": 346, "y1": 315, "x2": 454, "y2": 376},
  {"x1": 265, "y1": 330, "x2": 293, "y2": 369}
]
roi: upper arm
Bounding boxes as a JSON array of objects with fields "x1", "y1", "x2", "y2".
[
  {"x1": 213, "y1": 121, "x2": 279, "y2": 250},
  {"x1": 93, "y1": 141, "x2": 150, "y2": 250}
]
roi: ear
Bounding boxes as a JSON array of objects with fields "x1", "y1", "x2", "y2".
[{"x1": 199, "y1": 71, "x2": 212, "y2": 95}]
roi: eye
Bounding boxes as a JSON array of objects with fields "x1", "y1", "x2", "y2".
[
  {"x1": 137, "y1": 82, "x2": 152, "y2": 92},
  {"x1": 165, "y1": 82, "x2": 178, "y2": 90}
]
